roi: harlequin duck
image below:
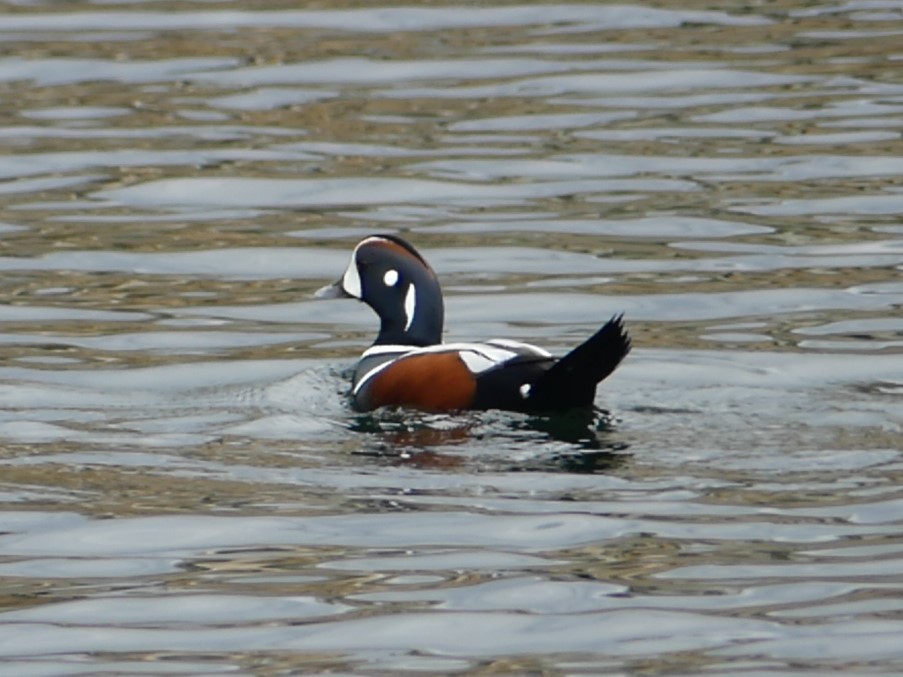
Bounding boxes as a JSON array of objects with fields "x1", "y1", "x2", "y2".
[{"x1": 318, "y1": 235, "x2": 631, "y2": 414}]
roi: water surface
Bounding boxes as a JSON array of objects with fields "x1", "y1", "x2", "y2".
[{"x1": 1, "y1": 0, "x2": 902, "y2": 674}]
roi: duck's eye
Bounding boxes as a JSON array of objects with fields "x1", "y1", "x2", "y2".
[{"x1": 383, "y1": 269, "x2": 399, "y2": 287}]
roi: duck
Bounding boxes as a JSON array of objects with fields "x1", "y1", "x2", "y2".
[{"x1": 317, "y1": 234, "x2": 631, "y2": 414}]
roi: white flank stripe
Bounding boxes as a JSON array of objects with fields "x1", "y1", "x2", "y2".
[{"x1": 353, "y1": 361, "x2": 393, "y2": 396}]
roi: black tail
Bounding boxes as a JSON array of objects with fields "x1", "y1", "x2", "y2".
[{"x1": 528, "y1": 315, "x2": 631, "y2": 412}]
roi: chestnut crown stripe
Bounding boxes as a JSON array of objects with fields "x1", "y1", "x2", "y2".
[
  {"x1": 371, "y1": 236, "x2": 433, "y2": 272},
  {"x1": 341, "y1": 236, "x2": 436, "y2": 300}
]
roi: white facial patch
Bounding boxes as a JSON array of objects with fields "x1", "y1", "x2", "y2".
[
  {"x1": 341, "y1": 236, "x2": 389, "y2": 299},
  {"x1": 341, "y1": 259, "x2": 362, "y2": 299},
  {"x1": 383, "y1": 269, "x2": 399, "y2": 287},
  {"x1": 403, "y1": 284, "x2": 416, "y2": 331},
  {"x1": 519, "y1": 383, "x2": 531, "y2": 399}
]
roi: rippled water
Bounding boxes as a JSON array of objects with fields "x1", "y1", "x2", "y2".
[{"x1": 1, "y1": 1, "x2": 902, "y2": 674}]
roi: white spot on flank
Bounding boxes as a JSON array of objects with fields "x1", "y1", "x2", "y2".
[
  {"x1": 403, "y1": 284, "x2": 416, "y2": 331},
  {"x1": 519, "y1": 383, "x2": 531, "y2": 399},
  {"x1": 383, "y1": 269, "x2": 399, "y2": 287}
]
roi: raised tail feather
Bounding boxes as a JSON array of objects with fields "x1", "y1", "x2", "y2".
[{"x1": 528, "y1": 315, "x2": 631, "y2": 412}]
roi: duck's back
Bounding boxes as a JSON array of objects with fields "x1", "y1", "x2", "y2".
[{"x1": 351, "y1": 340, "x2": 554, "y2": 413}]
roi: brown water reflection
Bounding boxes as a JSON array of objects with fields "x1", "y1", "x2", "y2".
[{"x1": 1, "y1": 1, "x2": 902, "y2": 674}]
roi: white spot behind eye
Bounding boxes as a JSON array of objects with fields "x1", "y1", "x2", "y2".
[
  {"x1": 403, "y1": 284, "x2": 416, "y2": 331},
  {"x1": 519, "y1": 383, "x2": 531, "y2": 399},
  {"x1": 383, "y1": 269, "x2": 399, "y2": 286}
]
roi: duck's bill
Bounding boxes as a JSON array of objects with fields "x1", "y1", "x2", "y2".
[{"x1": 314, "y1": 280, "x2": 351, "y2": 299}]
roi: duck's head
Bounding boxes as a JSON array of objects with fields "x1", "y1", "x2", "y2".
[{"x1": 317, "y1": 235, "x2": 444, "y2": 347}]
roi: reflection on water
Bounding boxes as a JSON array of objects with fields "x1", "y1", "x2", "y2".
[
  {"x1": 1, "y1": 0, "x2": 903, "y2": 673},
  {"x1": 350, "y1": 407, "x2": 629, "y2": 472}
]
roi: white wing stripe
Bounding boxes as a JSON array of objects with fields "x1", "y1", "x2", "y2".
[
  {"x1": 459, "y1": 350, "x2": 499, "y2": 374},
  {"x1": 362, "y1": 341, "x2": 542, "y2": 359},
  {"x1": 485, "y1": 338, "x2": 552, "y2": 357},
  {"x1": 355, "y1": 338, "x2": 553, "y2": 393},
  {"x1": 356, "y1": 342, "x2": 532, "y2": 392}
]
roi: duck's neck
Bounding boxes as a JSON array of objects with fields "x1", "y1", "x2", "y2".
[{"x1": 375, "y1": 294, "x2": 444, "y2": 347}]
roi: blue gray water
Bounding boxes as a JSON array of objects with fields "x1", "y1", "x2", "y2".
[{"x1": 1, "y1": 1, "x2": 902, "y2": 674}]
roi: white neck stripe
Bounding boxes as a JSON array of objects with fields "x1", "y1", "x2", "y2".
[{"x1": 403, "y1": 284, "x2": 416, "y2": 331}]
